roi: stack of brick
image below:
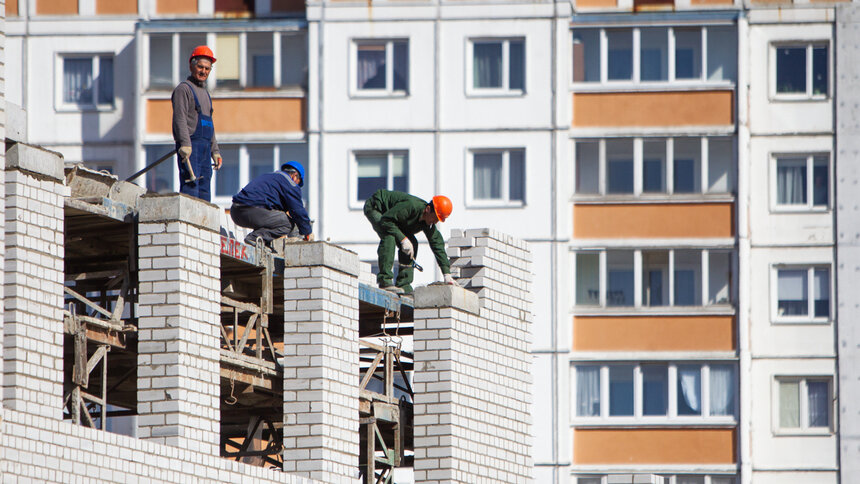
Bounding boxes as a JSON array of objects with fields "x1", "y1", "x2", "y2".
[
  {"x1": 136, "y1": 194, "x2": 222, "y2": 456},
  {"x1": 280, "y1": 242, "x2": 361, "y2": 483},
  {"x1": 2, "y1": 144, "x2": 67, "y2": 418},
  {"x1": 412, "y1": 228, "x2": 534, "y2": 484}
]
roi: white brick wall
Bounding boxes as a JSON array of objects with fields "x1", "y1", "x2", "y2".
[
  {"x1": 281, "y1": 243, "x2": 361, "y2": 484},
  {"x1": 413, "y1": 228, "x2": 534, "y2": 484}
]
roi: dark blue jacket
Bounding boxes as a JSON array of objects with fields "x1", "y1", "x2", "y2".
[{"x1": 232, "y1": 171, "x2": 312, "y2": 235}]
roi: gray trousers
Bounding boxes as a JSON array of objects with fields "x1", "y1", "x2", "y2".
[{"x1": 230, "y1": 203, "x2": 298, "y2": 246}]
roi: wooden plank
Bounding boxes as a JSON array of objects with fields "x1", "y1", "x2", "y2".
[
  {"x1": 64, "y1": 286, "x2": 114, "y2": 319},
  {"x1": 221, "y1": 294, "x2": 261, "y2": 313}
]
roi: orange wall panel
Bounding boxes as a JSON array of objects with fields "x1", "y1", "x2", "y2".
[
  {"x1": 691, "y1": 0, "x2": 733, "y2": 4},
  {"x1": 156, "y1": 0, "x2": 198, "y2": 14},
  {"x1": 36, "y1": 0, "x2": 77, "y2": 15},
  {"x1": 573, "y1": 315, "x2": 735, "y2": 351},
  {"x1": 576, "y1": 0, "x2": 618, "y2": 7},
  {"x1": 96, "y1": 0, "x2": 137, "y2": 14},
  {"x1": 572, "y1": 91, "x2": 734, "y2": 127},
  {"x1": 574, "y1": 428, "x2": 736, "y2": 464},
  {"x1": 8, "y1": 0, "x2": 19, "y2": 16},
  {"x1": 147, "y1": 97, "x2": 306, "y2": 135},
  {"x1": 573, "y1": 203, "x2": 734, "y2": 239}
]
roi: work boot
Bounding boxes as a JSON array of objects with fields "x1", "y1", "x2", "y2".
[{"x1": 381, "y1": 285, "x2": 405, "y2": 295}]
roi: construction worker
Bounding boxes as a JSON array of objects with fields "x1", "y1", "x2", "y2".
[
  {"x1": 172, "y1": 45, "x2": 222, "y2": 202},
  {"x1": 364, "y1": 189, "x2": 456, "y2": 294},
  {"x1": 230, "y1": 161, "x2": 313, "y2": 248}
]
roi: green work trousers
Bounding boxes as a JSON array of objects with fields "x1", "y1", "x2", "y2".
[{"x1": 364, "y1": 203, "x2": 419, "y2": 293}]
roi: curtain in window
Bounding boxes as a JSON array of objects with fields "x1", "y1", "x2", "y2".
[
  {"x1": 779, "y1": 381, "x2": 800, "y2": 428},
  {"x1": 64, "y1": 58, "x2": 93, "y2": 104},
  {"x1": 677, "y1": 366, "x2": 701, "y2": 415},
  {"x1": 392, "y1": 153, "x2": 408, "y2": 192},
  {"x1": 474, "y1": 153, "x2": 502, "y2": 199},
  {"x1": 778, "y1": 269, "x2": 808, "y2": 316},
  {"x1": 149, "y1": 35, "x2": 173, "y2": 89},
  {"x1": 777, "y1": 160, "x2": 806, "y2": 204},
  {"x1": 357, "y1": 45, "x2": 386, "y2": 90},
  {"x1": 98, "y1": 57, "x2": 114, "y2": 105},
  {"x1": 473, "y1": 42, "x2": 502, "y2": 88},
  {"x1": 576, "y1": 366, "x2": 600, "y2": 417},
  {"x1": 508, "y1": 150, "x2": 525, "y2": 202},
  {"x1": 709, "y1": 365, "x2": 734, "y2": 416},
  {"x1": 356, "y1": 154, "x2": 387, "y2": 201},
  {"x1": 808, "y1": 381, "x2": 829, "y2": 427},
  {"x1": 393, "y1": 42, "x2": 409, "y2": 91}
]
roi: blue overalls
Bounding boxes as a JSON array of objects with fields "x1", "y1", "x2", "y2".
[{"x1": 177, "y1": 81, "x2": 215, "y2": 202}]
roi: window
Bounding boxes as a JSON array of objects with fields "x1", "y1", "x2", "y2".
[
  {"x1": 61, "y1": 54, "x2": 114, "y2": 109},
  {"x1": 574, "y1": 475, "x2": 735, "y2": 484},
  {"x1": 574, "y1": 363, "x2": 736, "y2": 420},
  {"x1": 774, "y1": 266, "x2": 830, "y2": 321},
  {"x1": 143, "y1": 145, "x2": 178, "y2": 194},
  {"x1": 470, "y1": 149, "x2": 526, "y2": 206},
  {"x1": 774, "y1": 154, "x2": 829, "y2": 209},
  {"x1": 574, "y1": 249, "x2": 733, "y2": 308},
  {"x1": 774, "y1": 43, "x2": 828, "y2": 98},
  {"x1": 214, "y1": 145, "x2": 241, "y2": 198},
  {"x1": 470, "y1": 38, "x2": 525, "y2": 93},
  {"x1": 572, "y1": 26, "x2": 736, "y2": 85},
  {"x1": 574, "y1": 137, "x2": 734, "y2": 197},
  {"x1": 354, "y1": 152, "x2": 408, "y2": 203},
  {"x1": 355, "y1": 40, "x2": 408, "y2": 94},
  {"x1": 776, "y1": 377, "x2": 832, "y2": 432}
]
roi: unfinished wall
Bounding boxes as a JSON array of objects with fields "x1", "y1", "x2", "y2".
[{"x1": 412, "y1": 228, "x2": 533, "y2": 484}]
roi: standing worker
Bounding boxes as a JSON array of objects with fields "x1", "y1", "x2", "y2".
[
  {"x1": 364, "y1": 189, "x2": 456, "y2": 294},
  {"x1": 172, "y1": 45, "x2": 222, "y2": 202},
  {"x1": 230, "y1": 161, "x2": 313, "y2": 248}
]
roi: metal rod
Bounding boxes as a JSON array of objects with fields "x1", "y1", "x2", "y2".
[{"x1": 124, "y1": 149, "x2": 177, "y2": 182}]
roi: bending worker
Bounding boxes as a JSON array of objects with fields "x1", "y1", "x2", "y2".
[
  {"x1": 230, "y1": 161, "x2": 313, "y2": 248},
  {"x1": 364, "y1": 189, "x2": 456, "y2": 294},
  {"x1": 172, "y1": 45, "x2": 222, "y2": 202}
]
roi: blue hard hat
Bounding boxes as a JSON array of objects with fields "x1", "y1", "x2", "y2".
[{"x1": 280, "y1": 161, "x2": 305, "y2": 187}]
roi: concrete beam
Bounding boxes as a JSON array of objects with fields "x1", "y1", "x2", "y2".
[
  {"x1": 5, "y1": 143, "x2": 65, "y2": 182},
  {"x1": 280, "y1": 241, "x2": 361, "y2": 276},
  {"x1": 138, "y1": 193, "x2": 220, "y2": 232},
  {"x1": 413, "y1": 283, "x2": 481, "y2": 315}
]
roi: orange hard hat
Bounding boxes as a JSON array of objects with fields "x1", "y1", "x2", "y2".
[
  {"x1": 189, "y1": 45, "x2": 216, "y2": 63},
  {"x1": 432, "y1": 195, "x2": 453, "y2": 222}
]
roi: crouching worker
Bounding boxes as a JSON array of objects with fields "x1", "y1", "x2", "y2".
[
  {"x1": 364, "y1": 189, "x2": 456, "y2": 294},
  {"x1": 230, "y1": 161, "x2": 314, "y2": 248}
]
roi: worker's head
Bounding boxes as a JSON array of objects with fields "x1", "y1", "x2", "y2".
[
  {"x1": 422, "y1": 195, "x2": 453, "y2": 225},
  {"x1": 281, "y1": 161, "x2": 305, "y2": 187},
  {"x1": 189, "y1": 46, "x2": 216, "y2": 83}
]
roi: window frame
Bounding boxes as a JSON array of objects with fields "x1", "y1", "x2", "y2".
[
  {"x1": 772, "y1": 376, "x2": 833, "y2": 435},
  {"x1": 466, "y1": 148, "x2": 526, "y2": 208},
  {"x1": 572, "y1": 362, "x2": 737, "y2": 424},
  {"x1": 56, "y1": 53, "x2": 116, "y2": 112},
  {"x1": 350, "y1": 150, "x2": 410, "y2": 209},
  {"x1": 771, "y1": 264, "x2": 832, "y2": 324},
  {"x1": 770, "y1": 153, "x2": 831, "y2": 212},
  {"x1": 350, "y1": 38, "x2": 409, "y2": 97},
  {"x1": 466, "y1": 37, "x2": 527, "y2": 97},
  {"x1": 770, "y1": 41, "x2": 830, "y2": 101}
]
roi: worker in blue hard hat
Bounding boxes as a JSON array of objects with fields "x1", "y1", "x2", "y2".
[{"x1": 230, "y1": 161, "x2": 313, "y2": 248}]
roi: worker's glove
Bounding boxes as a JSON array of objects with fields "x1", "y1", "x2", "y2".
[
  {"x1": 304, "y1": 233, "x2": 315, "y2": 242},
  {"x1": 211, "y1": 152, "x2": 223, "y2": 170},
  {"x1": 444, "y1": 273, "x2": 458, "y2": 286},
  {"x1": 399, "y1": 238, "x2": 414, "y2": 259},
  {"x1": 178, "y1": 146, "x2": 192, "y2": 160}
]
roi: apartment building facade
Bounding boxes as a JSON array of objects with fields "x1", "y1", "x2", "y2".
[{"x1": 4, "y1": 0, "x2": 854, "y2": 483}]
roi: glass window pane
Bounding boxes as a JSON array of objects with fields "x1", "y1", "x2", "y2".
[
  {"x1": 711, "y1": 478, "x2": 736, "y2": 484},
  {"x1": 776, "y1": 158, "x2": 807, "y2": 205},
  {"x1": 247, "y1": 32, "x2": 274, "y2": 87},
  {"x1": 677, "y1": 365, "x2": 702, "y2": 416},
  {"x1": 248, "y1": 145, "x2": 274, "y2": 181},
  {"x1": 813, "y1": 156, "x2": 829, "y2": 207},
  {"x1": 807, "y1": 380, "x2": 829, "y2": 428},
  {"x1": 509, "y1": 150, "x2": 525, "y2": 202},
  {"x1": 576, "y1": 253, "x2": 600, "y2": 306},
  {"x1": 609, "y1": 366, "x2": 634, "y2": 416},
  {"x1": 357, "y1": 43, "x2": 386, "y2": 90},
  {"x1": 776, "y1": 47, "x2": 806, "y2": 94},
  {"x1": 64, "y1": 58, "x2": 93, "y2": 104},
  {"x1": 607, "y1": 139, "x2": 634, "y2": 194},
  {"x1": 474, "y1": 42, "x2": 503, "y2": 88},
  {"x1": 214, "y1": 145, "x2": 240, "y2": 197},
  {"x1": 814, "y1": 268, "x2": 830, "y2": 318},
  {"x1": 357, "y1": 154, "x2": 387, "y2": 201},
  {"x1": 577, "y1": 478, "x2": 602, "y2": 484},
  {"x1": 607, "y1": 29, "x2": 633, "y2": 81},
  {"x1": 674, "y1": 138, "x2": 701, "y2": 193},
  {"x1": 98, "y1": 57, "x2": 114, "y2": 104},
  {"x1": 642, "y1": 251, "x2": 669, "y2": 307},
  {"x1": 778, "y1": 269, "x2": 808, "y2": 316},
  {"x1": 509, "y1": 40, "x2": 525, "y2": 90},
  {"x1": 779, "y1": 380, "x2": 800, "y2": 428},
  {"x1": 677, "y1": 477, "x2": 705, "y2": 484},
  {"x1": 576, "y1": 142, "x2": 600, "y2": 194},
  {"x1": 281, "y1": 33, "x2": 308, "y2": 87},
  {"x1": 708, "y1": 251, "x2": 731, "y2": 305},
  {"x1": 675, "y1": 28, "x2": 702, "y2": 79},
  {"x1": 674, "y1": 250, "x2": 701, "y2": 306},
  {"x1": 710, "y1": 364, "x2": 735, "y2": 416},
  {"x1": 180, "y1": 33, "x2": 208, "y2": 84},
  {"x1": 642, "y1": 365, "x2": 668, "y2": 416},
  {"x1": 640, "y1": 28, "x2": 668, "y2": 82},
  {"x1": 708, "y1": 138, "x2": 733, "y2": 193},
  {"x1": 474, "y1": 152, "x2": 502, "y2": 200},
  {"x1": 643, "y1": 139, "x2": 666, "y2": 193},
  {"x1": 812, "y1": 46, "x2": 828, "y2": 96},
  {"x1": 607, "y1": 251, "x2": 634, "y2": 307},
  {"x1": 573, "y1": 29, "x2": 600, "y2": 83},
  {"x1": 144, "y1": 145, "x2": 176, "y2": 193},
  {"x1": 576, "y1": 366, "x2": 601, "y2": 416},
  {"x1": 707, "y1": 26, "x2": 737, "y2": 82},
  {"x1": 214, "y1": 34, "x2": 240, "y2": 88},
  {"x1": 279, "y1": 144, "x2": 310, "y2": 205},
  {"x1": 149, "y1": 35, "x2": 173, "y2": 89},
  {"x1": 393, "y1": 41, "x2": 409, "y2": 91},
  {"x1": 392, "y1": 153, "x2": 408, "y2": 193}
]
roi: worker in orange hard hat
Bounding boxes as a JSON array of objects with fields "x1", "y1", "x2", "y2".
[
  {"x1": 171, "y1": 45, "x2": 222, "y2": 202},
  {"x1": 363, "y1": 189, "x2": 456, "y2": 294}
]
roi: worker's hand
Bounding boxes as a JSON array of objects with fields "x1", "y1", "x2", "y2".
[
  {"x1": 304, "y1": 233, "x2": 314, "y2": 242},
  {"x1": 444, "y1": 273, "x2": 458, "y2": 286},
  {"x1": 211, "y1": 152, "x2": 222, "y2": 170},
  {"x1": 399, "y1": 238, "x2": 414, "y2": 259},
  {"x1": 178, "y1": 146, "x2": 192, "y2": 160}
]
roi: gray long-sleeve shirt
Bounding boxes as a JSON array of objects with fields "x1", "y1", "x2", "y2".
[{"x1": 171, "y1": 76, "x2": 220, "y2": 154}]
